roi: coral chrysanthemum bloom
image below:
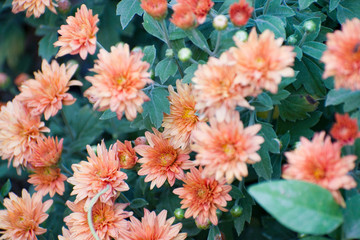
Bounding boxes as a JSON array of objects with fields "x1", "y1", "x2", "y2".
[
  {"x1": 67, "y1": 141, "x2": 129, "y2": 205},
  {"x1": 124, "y1": 209, "x2": 187, "y2": 240},
  {"x1": 134, "y1": 128, "x2": 193, "y2": 189},
  {"x1": 321, "y1": 18, "x2": 360, "y2": 90},
  {"x1": 173, "y1": 167, "x2": 232, "y2": 226},
  {"x1": 229, "y1": 0, "x2": 253, "y2": 26},
  {"x1": 170, "y1": 3, "x2": 197, "y2": 29},
  {"x1": 84, "y1": 44, "x2": 153, "y2": 121},
  {"x1": 330, "y1": 113, "x2": 360, "y2": 146},
  {"x1": 28, "y1": 167, "x2": 67, "y2": 197},
  {"x1": 141, "y1": 0, "x2": 168, "y2": 20},
  {"x1": 229, "y1": 28, "x2": 296, "y2": 94},
  {"x1": 0, "y1": 189, "x2": 53, "y2": 240},
  {"x1": 162, "y1": 80, "x2": 201, "y2": 150},
  {"x1": 28, "y1": 136, "x2": 63, "y2": 168},
  {"x1": 12, "y1": 0, "x2": 56, "y2": 18},
  {"x1": 17, "y1": 60, "x2": 82, "y2": 120},
  {"x1": 64, "y1": 200, "x2": 131, "y2": 240},
  {"x1": 54, "y1": 4, "x2": 99, "y2": 60},
  {"x1": 58, "y1": 227, "x2": 70, "y2": 240},
  {"x1": 178, "y1": 0, "x2": 214, "y2": 24},
  {"x1": 0, "y1": 100, "x2": 49, "y2": 168},
  {"x1": 283, "y1": 132, "x2": 357, "y2": 207},
  {"x1": 113, "y1": 140, "x2": 138, "y2": 169}
]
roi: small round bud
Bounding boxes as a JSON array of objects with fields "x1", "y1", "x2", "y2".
[
  {"x1": 14, "y1": 73, "x2": 30, "y2": 87},
  {"x1": 174, "y1": 208, "x2": 184, "y2": 220},
  {"x1": 303, "y1": 20, "x2": 316, "y2": 33},
  {"x1": 134, "y1": 136, "x2": 147, "y2": 146},
  {"x1": 213, "y1": 15, "x2": 228, "y2": 31},
  {"x1": 298, "y1": 233, "x2": 307, "y2": 238},
  {"x1": 0, "y1": 73, "x2": 10, "y2": 89},
  {"x1": 230, "y1": 205, "x2": 243, "y2": 217},
  {"x1": 178, "y1": 48, "x2": 192, "y2": 62},
  {"x1": 165, "y1": 49, "x2": 174, "y2": 58},
  {"x1": 132, "y1": 46, "x2": 143, "y2": 53},
  {"x1": 216, "y1": 209, "x2": 223, "y2": 218},
  {"x1": 195, "y1": 217, "x2": 210, "y2": 230},
  {"x1": 287, "y1": 34, "x2": 298, "y2": 45},
  {"x1": 57, "y1": 0, "x2": 71, "y2": 13},
  {"x1": 234, "y1": 30, "x2": 248, "y2": 42}
]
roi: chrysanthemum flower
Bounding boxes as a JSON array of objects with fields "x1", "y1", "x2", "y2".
[
  {"x1": 321, "y1": 18, "x2": 360, "y2": 90},
  {"x1": 58, "y1": 227, "x2": 71, "y2": 240},
  {"x1": 134, "y1": 128, "x2": 193, "y2": 189},
  {"x1": 124, "y1": 209, "x2": 187, "y2": 240},
  {"x1": 162, "y1": 80, "x2": 201, "y2": 150},
  {"x1": 28, "y1": 167, "x2": 67, "y2": 197},
  {"x1": 84, "y1": 43, "x2": 153, "y2": 121},
  {"x1": 229, "y1": 0, "x2": 253, "y2": 26},
  {"x1": 178, "y1": 0, "x2": 214, "y2": 24},
  {"x1": 64, "y1": 200, "x2": 131, "y2": 240},
  {"x1": 283, "y1": 132, "x2": 357, "y2": 207},
  {"x1": 17, "y1": 60, "x2": 81, "y2": 120},
  {"x1": 330, "y1": 113, "x2": 360, "y2": 146},
  {"x1": 67, "y1": 141, "x2": 129, "y2": 205},
  {"x1": 141, "y1": 0, "x2": 168, "y2": 20},
  {"x1": 28, "y1": 136, "x2": 63, "y2": 168},
  {"x1": 229, "y1": 28, "x2": 296, "y2": 94},
  {"x1": 0, "y1": 189, "x2": 53, "y2": 240},
  {"x1": 12, "y1": 0, "x2": 56, "y2": 18},
  {"x1": 0, "y1": 99, "x2": 49, "y2": 168},
  {"x1": 170, "y1": 3, "x2": 197, "y2": 29},
  {"x1": 173, "y1": 167, "x2": 232, "y2": 225},
  {"x1": 113, "y1": 140, "x2": 138, "y2": 169},
  {"x1": 192, "y1": 113, "x2": 264, "y2": 183},
  {"x1": 54, "y1": 4, "x2": 99, "y2": 60}
]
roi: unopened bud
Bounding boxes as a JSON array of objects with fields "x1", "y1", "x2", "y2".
[
  {"x1": 174, "y1": 208, "x2": 184, "y2": 220},
  {"x1": 195, "y1": 217, "x2": 210, "y2": 230},
  {"x1": 0, "y1": 73, "x2": 10, "y2": 89},
  {"x1": 165, "y1": 49, "x2": 174, "y2": 58},
  {"x1": 134, "y1": 136, "x2": 147, "y2": 146},
  {"x1": 234, "y1": 30, "x2": 248, "y2": 42},
  {"x1": 303, "y1": 20, "x2": 316, "y2": 33},
  {"x1": 213, "y1": 15, "x2": 228, "y2": 31},
  {"x1": 57, "y1": 0, "x2": 71, "y2": 13},
  {"x1": 178, "y1": 48, "x2": 192, "y2": 62},
  {"x1": 14, "y1": 73, "x2": 30, "y2": 87},
  {"x1": 231, "y1": 205, "x2": 243, "y2": 217},
  {"x1": 287, "y1": 34, "x2": 298, "y2": 45}
]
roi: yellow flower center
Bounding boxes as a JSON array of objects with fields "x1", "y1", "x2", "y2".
[
  {"x1": 160, "y1": 153, "x2": 175, "y2": 167},
  {"x1": 119, "y1": 154, "x2": 128, "y2": 165},
  {"x1": 117, "y1": 76, "x2": 126, "y2": 85},
  {"x1": 313, "y1": 168, "x2": 325, "y2": 180},
  {"x1": 197, "y1": 188, "x2": 207, "y2": 199},
  {"x1": 93, "y1": 213, "x2": 106, "y2": 225},
  {"x1": 222, "y1": 144, "x2": 236, "y2": 157}
]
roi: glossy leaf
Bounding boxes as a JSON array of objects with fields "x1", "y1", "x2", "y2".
[
  {"x1": 255, "y1": 15, "x2": 286, "y2": 39},
  {"x1": 298, "y1": 0, "x2": 317, "y2": 10},
  {"x1": 116, "y1": 0, "x2": 143, "y2": 29},
  {"x1": 142, "y1": 87, "x2": 170, "y2": 128},
  {"x1": 155, "y1": 57, "x2": 178, "y2": 83},
  {"x1": 343, "y1": 195, "x2": 360, "y2": 238}
]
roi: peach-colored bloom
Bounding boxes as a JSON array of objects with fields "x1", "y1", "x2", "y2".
[
  {"x1": 113, "y1": 140, "x2": 138, "y2": 169},
  {"x1": 14, "y1": 73, "x2": 30, "y2": 87},
  {"x1": 141, "y1": 0, "x2": 168, "y2": 20},
  {"x1": 17, "y1": 60, "x2": 82, "y2": 120},
  {"x1": 124, "y1": 209, "x2": 187, "y2": 240},
  {"x1": 28, "y1": 136, "x2": 63, "y2": 168},
  {"x1": 330, "y1": 113, "x2": 360, "y2": 146},
  {"x1": 229, "y1": 28, "x2": 296, "y2": 94},
  {"x1": 192, "y1": 113, "x2": 264, "y2": 183},
  {"x1": 321, "y1": 18, "x2": 360, "y2": 90},
  {"x1": 58, "y1": 227, "x2": 71, "y2": 240},
  {"x1": 283, "y1": 132, "x2": 357, "y2": 207},
  {"x1": 134, "y1": 128, "x2": 193, "y2": 189},
  {"x1": 162, "y1": 80, "x2": 202, "y2": 150},
  {"x1": 178, "y1": 0, "x2": 214, "y2": 24},
  {"x1": 229, "y1": 0, "x2": 253, "y2": 26},
  {"x1": 0, "y1": 99, "x2": 49, "y2": 168},
  {"x1": 84, "y1": 44, "x2": 153, "y2": 121},
  {"x1": 0, "y1": 189, "x2": 53, "y2": 240},
  {"x1": 67, "y1": 141, "x2": 129, "y2": 205},
  {"x1": 170, "y1": 3, "x2": 197, "y2": 29},
  {"x1": 28, "y1": 167, "x2": 67, "y2": 197},
  {"x1": 12, "y1": 0, "x2": 56, "y2": 18},
  {"x1": 54, "y1": 4, "x2": 99, "y2": 60},
  {"x1": 173, "y1": 167, "x2": 232, "y2": 225},
  {"x1": 64, "y1": 200, "x2": 131, "y2": 240}
]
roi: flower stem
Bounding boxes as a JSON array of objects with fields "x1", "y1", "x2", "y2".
[
  {"x1": 119, "y1": 193, "x2": 143, "y2": 217},
  {"x1": 61, "y1": 110, "x2": 75, "y2": 141},
  {"x1": 298, "y1": 31, "x2": 308, "y2": 47},
  {"x1": 263, "y1": 0, "x2": 271, "y2": 15},
  {"x1": 96, "y1": 41, "x2": 106, "y2": 51},
  {"x1": 60, "y1": 163, "x2": 73, "y2": 176},
  {"x1": 212, "y1": 31, "x2": 222, "y2": 56}
]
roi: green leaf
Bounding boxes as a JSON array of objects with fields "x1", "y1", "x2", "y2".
[
  {"x1": 344, "y1": 195, "x2": 360, "y2": 238},
  {"x1": 302, "y1": 41, "x2": 327, "y2": 60},
  {"x1": 253, "y1": 147, "x2": 273, "y2": 180},
  {"x1": 326, "y1": 89, "x2": 360, "y2": 112},
  {"x1": 130, "y1": 198, "x2": 149, "y2": 208},
  {"x1": 185, "y1": 29, "x2": 210, "y2": 51},
  {"x1": 251, "y1": 92, "x2": 273, "y2": 112},
  {"x1": 293, "y1": 46, "x2": 303, "y2": 60},
  {"x1": 142, "y1": 45, "x2": 156, "y2": 66},
  {"x1": 0, "y1": 179, "x2": 11, "y2": 197},
  {"x1": 207, "y1": 225, "x2": 221, "y2": 240},
  {"x1": 155, "y1": 58, "x2": 178, "y2": 84},
  {"x1": 229, "y1": 185, "x2": 244, "y2": 199},
  {"x1": 38, "y1": 32, "x2": 58, "y2": 61},
  {"x1": 267, "y1": 0, "x2": 295, "y2": 17},
  {"x1": 248, "y1": 180, "x2": 343, "y2": 234},
  {"x1": 255, "y1": 15, "x2": 286, "y2": 39},
  {"x1": 259, "y1": 122, "x2": 280, "y2": 154},
  {"x1": 142, "y1": 13, "x2": 164, "y2": 42},
  {"x1": 269, "y1": 89, "x2": 290, "y2": 105},
  {"x1": 298, "y1": 0, "x2": 317, "y2": 10},
  {"x1": 337, "y1": 0, "x2": 360, "y2": 24},
  {"x1": 183, "y1": 63, "x2": 198, "y2": 84},
  {"x1": 279, "y1": 93, "x2": 319, "y2": 122},
  {"x1": 234, "y1": 189, "x2": 254, "y2": 236},
  {"x1": 142, "y1": 87, "x2": 170, "y2": 128},
  {"x1": 97, "y1": 1, "x2": 121, "y2": 50},
  {"x1": 116, "y1": 0, "x2": 143, "y2": 29},
  {"x1": 99, "y1": 109, "x2": 117, "y2": 120},
  {"x1": 329, "y1": 0, "x2": 341, "y2": 11}
]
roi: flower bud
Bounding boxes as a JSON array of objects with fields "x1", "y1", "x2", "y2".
[
  {"x1": 195, "y1": 217, "x2": 210, "y2": 230},
  {"x1": 57, "y1": 0, "x2": 71, "y2": 13},
  {"x1": 287, "y1": 34, "x2": 298, "y2": 45},
  {"x1": 230, "y1": 205, "x2": 243, "y2": 217},
  {"x1": 174, "y1": 208, "x2": 184, "y2": 220},
  {"x1": 178, "y1": 48, "x2": 192, "y2": 62},
  {"x1": 213, "y1": 15, "x2": 228, "y2": 31},
  {"x1": 0, "y1": 73, "x2": 10, "y2": 89},
  {"x1": 303, "y1": 20, "x2": 316, "y2": 33},
  {"x1": 134, "y1": 136, "x2": 147, "y2": 146},
  {"x1": 141, "y1": 0, "x2": 168, "y2": 20},
  {"x1": 229, "y1": 0, "x2": 253, "y2": 27},
  {"x1": 115, "y1": 140, "x2": 138, "y2": 169},
  {"x1": 14, "y1": 73, "x2": 30, "y2": 87},
  {"x1": 234, "y1": 30, "x2": 248, "y2": 42},
  {"x1": 165, "y1": 49, "x2": 174, "y2": 58}
]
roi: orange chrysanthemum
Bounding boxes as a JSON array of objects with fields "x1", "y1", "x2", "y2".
[
  {"x1": 12, "y1": 0, "x2": 56, "y2": 18},
  {"x1": 170, "y1": 3, "x2": 197, "y2": 29},
  {"x1": 229, "y1": 0, "x2": 253, "y2": 27},
  {"x1": 141, "y1": 0, "x2": 168, "y2": 20},
  {"x1": 67, "y1": 141, "x2": 129, "y2": 205},
  {"x1": 178, "y1": 0, "x2": 214, "y2": 24},
  {"x1": 54, "y1": 4, "x2": 99, "y2": 60},
  {"x1": 321, "y1": 18, "x2": 360, "y2": 90},
  {"x1": 113, "y1": 140, "x2": 138, "y2": 169},
  {"x1": 17, "y1": 60, "x2": 82, "y2": 120},
  {"x1": 0, "y1": 189, "x2": 53, "y2": 240},
  {"x1": 124, "y1": 209, "x2": 187, "y2": 240},
  {"x1": 28, "y1": 167, "x2": 67, "y2": 197},
  {"x1": 84, "y1": 43, "x2": 153, "y2": 121},
  {"x1": 330, "y1": 113, "x2": 360, "y2": 146},
  {"x1": 64, "y1": 200, "x2": 131, "y2": 240},
  {"x1": 134, "y1": 128, "x2": 193, "y2": 189},
  {"x1": 192, "y1": 113, "x2": 264, "y2": 183},
  {"x1": 173, "y1": 167, "x2": 232, "y2": 226},
  {"x1": 162, "y1": 80, "x2": 202, "y2": 150},
  {"x1": 28, "y1": 136, "x2": 63, "y2": 168},
  {"x1": 0, "y1": 99, "x2": 49, "y2": 168},
  {"x1": 58, "y1": 227, "x2": 70, "y2": 240},
  {"x1": 229, "y1": 28, "x2": 296, "y2": 94},
  {"x1": 283, "y1": 132, "x2": 357, "y2": 206}
]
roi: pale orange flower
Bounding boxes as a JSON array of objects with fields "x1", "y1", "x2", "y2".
[
  {"x1": 12, "y1": 0, "x2": 56, "y2": 18},
  {"x1": 54, "y1": 4, "x2": 99, "y2": 60},
  {"x1": 192, "y1": 113, "x2": 264, "y2": 183},
  {"x1": 173, "y1": 167, "x2": 232, "y2": 226},
  {"x1": 113, "y1": 140, "x2": 138, "y2": 169},
  {"x1": 67, "y1": 141, "x2": 129, "y2": 206},
  {"x1": 0, "y1": 99, "x2": 49, "y2": 168},
  {"x1": 124, "y1": 209, "x2": 187, "y2": 240},
  {"x1": 141, "y1": 0, "x2": 168, "y2": 20},
  {"x1": 17, "y1": 60, "x2": 82, "y2": 120},
  {"x1": 178, "y1": 0, "x2": 214, "y2": 24},
  {"x1": 162, "y1": 80, "x2": 202, "y2": 150},
  {"x1": 0, "y1": 189, "x2": 53, "y2": 240},
  {"x1": 229, "y1": 28, "x2": 296, "y2": 94},
  {"x1": 28, "y1": 136, "x2": 63, "y2": 168},
  {"x1": 84, "y1": 43, "x2": 153, "y2": 121},
  {"x1": 28, "y1": 167, "x2": 67, "y2": 197},
  {"x1": 134, "y1": 128, "x2": 193, "y2": 189},
  {"x1": 58, "y1": 227, "x2": 71, "y2": 240},
  {"x1": 330, "y1": 113, "x2": 360, "y2": 146},
  {"x1": 170, "y1": 3, "x2": 197, "y2": 29},
  {"x1": 64, "y1": 200, "x2": 131, "y2": 240},
  {"x1": 321, "y1": 18, "x2": 360, "y2": 90},
  {"x1": 229, "y1": 0, "x2": 253, "y2": 26},
  {"x1": 14, "y1": 73, "x2": 30, "y2": 87},
  {"x1": 283, "y1": 132, "x2": 357, "y2": 207}
]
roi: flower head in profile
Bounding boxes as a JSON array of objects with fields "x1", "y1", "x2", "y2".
[
  {"x1": 173, "y1": 167, "x2": 232, "y2": 226},
  {"x1": 0, "y1": 99, "x2": 49, "y2": 168},
  {"x1": 330, "y1": 113, "x2": 360, "y2": 146},
  {"x1": 17, "y1": 60, "x2": 82, "y2": 120},
  {"x1": 67, "y1": 140, "x2": 129, "y2": 205},
  {"x1": 283, "y1": 132, "x2": 357, "y2": 207},
  {"x1": 134, "y1": 128, "x2": 193, "y2": 189},
  {"x1": 58, "y1": 227, "x2": 70, "y2": 240},
  {"x1": 321, "y1": 18, "x2": 360, "y2": 90},
  {"x1": 12, "y1": 0, "x2": 56, "y2": 18},
  {"x1": 141, "y1": 0, "x2": 168, "y2": 20},
  {"x1": 178, "y1": 0, "x2": 214, "y2": 24},
  {"x1": 28, "y1": 136, "x2": 63, "y2": 168},
  {"x1": 28, "y1": 167, "x2": 67, "y2": 197},
  {"x1": 113, "y1": 140, "x2": 138, "y2": 169},
  {"x1": 124, "y1": 209, "x2": 187, "y2": 240},
  {"x1": 64, "y1": 200, "x2": 131, "y2": 240},
  {"x1": 0, "y1": 189, "x2": 53, "y2": 240},
  {"x1": 192, "y1": 113, "x2": 264, "y2": 183},
  {"x1": 84, "y1": 43, "x2": 153, "y2": 121},
  {"x1": 170, "y1": 3, "x2": 197, "y2": 29},
  {"x1": 229, "y1": 0, "x2": 253, "y2": 26},
  {"x1": 54, "y1": 4, "x2": 99, "y2": 60}
]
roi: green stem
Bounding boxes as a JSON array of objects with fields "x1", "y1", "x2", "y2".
[
  {"x1": 61, "y1": 110, "x2": 75, "y2": 141},
  {"x1": 96, "y1": 41, "x2": 105, "y2": 51},
  {"x1": 189, "y1": 58, "x2": 199, "y2": 65},
  {"x1": 263, "y1": 0, "x2": 271, "y2": 15},
  {"x1": 298, "y1": 31, "x2": 308, "y2": 47},
  {"x1": 60, "y1": 163, "x2": 73, "y2": 176},
  {"x1": 119, "y1": 193, "x2": 143, "y2": 217},
  {"x1": 212, "y1": 31, "x2": 222, "y2": 56}
]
